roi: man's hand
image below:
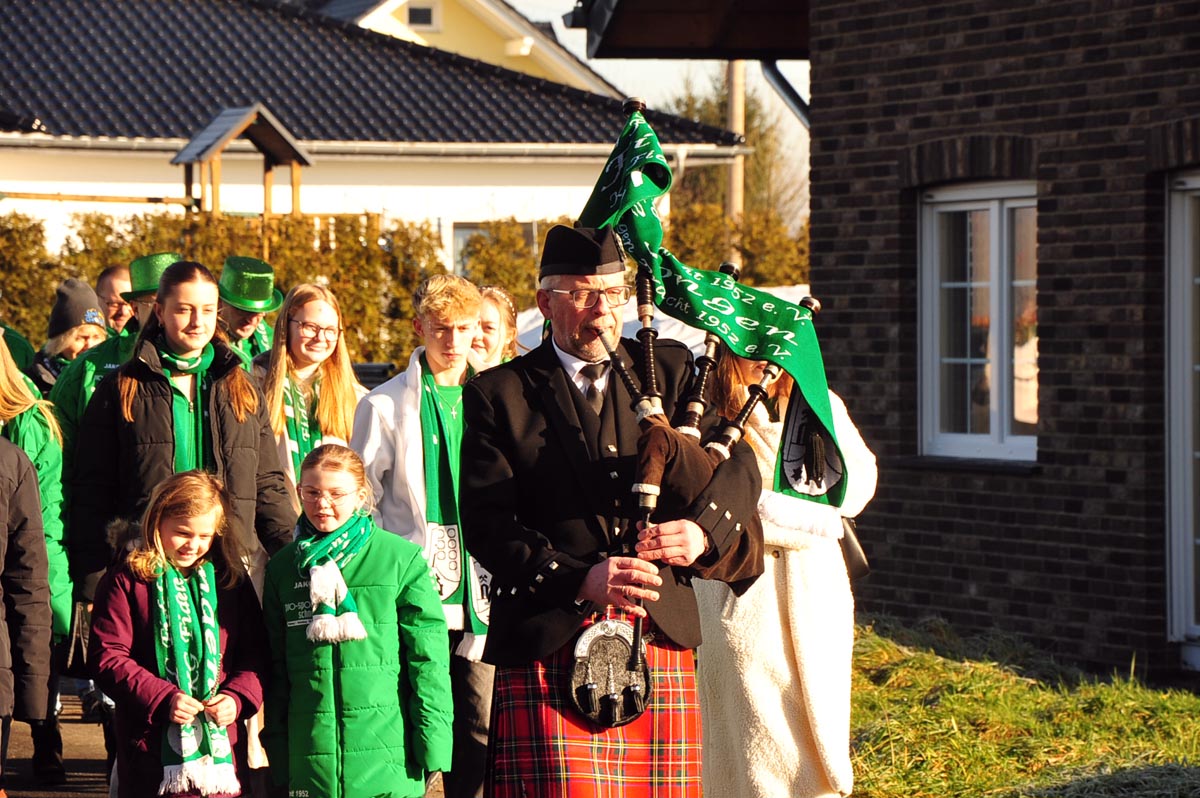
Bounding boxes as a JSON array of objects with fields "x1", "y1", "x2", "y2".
[
  {"x1": 635, "y1": 519, "x2": 709, "y2": 567},
  {"x1": 203, "y1": 693, "x2": 238, "y2": 727},
  {"x1": 576, "y1": 557, "x2": 662, "y2": 617},
  {"x1": 168, "y1": 692, "x2": 205, "y2": 725}
]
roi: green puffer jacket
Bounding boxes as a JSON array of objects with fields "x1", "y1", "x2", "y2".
[
  {"x1": 1, "y1": 407, "x2": 70, "y2": 639},
  {"x1": 262, "y1": 528, "x2": 453, "y2": 798}
]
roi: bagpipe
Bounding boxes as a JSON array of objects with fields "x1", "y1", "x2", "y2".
[{"x1": 568, "y1": 98, "x2": 825, "y2": 729}]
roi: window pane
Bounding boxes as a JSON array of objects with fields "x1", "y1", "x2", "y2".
[
  {"x1": 1009, "y1": 205, "x2": 1037, "y2": 436},
  {"x1": 937, "y1": 210, "x2": 991, "y2": 284},
  {"x1": 409, "y1": 6, "x2": 434, "y2": 26},
  {"x1": 940, "y1": 362, "x2": 990, "y2": 435}
]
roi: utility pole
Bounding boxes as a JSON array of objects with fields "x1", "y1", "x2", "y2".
[{"x1": 727, "y1": 59, "x2": 745, "y2": 265}]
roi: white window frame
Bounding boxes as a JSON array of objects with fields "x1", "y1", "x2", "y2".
[
  {"x1": 1166, "y1": 172, "x2": 1200, "y2": 665},
  {"x1": 406, "y1": 1, "x2": 441, "y2": 32},
  {"x1": 919, "y1": 181, "x2": 1038, "y2": 460}
]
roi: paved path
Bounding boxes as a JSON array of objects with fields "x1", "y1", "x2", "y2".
[
  {"x1": 4, "y1": 696, "x2": 447, "y2": 797},
  {"x1": 4, "y1": 695, "x2": 109, "y2": 797}
]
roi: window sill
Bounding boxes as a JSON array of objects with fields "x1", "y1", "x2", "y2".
[{"x1": 886, "y1": 455, "x2": 1041, "y2": 476}]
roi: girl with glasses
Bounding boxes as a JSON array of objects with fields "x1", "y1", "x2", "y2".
[
  {"x1": 257, "y1": 284, "x2": 366, "y2": 509},
  {"x1": 89, "y1": 471, "x2": 266, "y2": 798},
  {"x1": 261, "y1": 444, "x2": 452, "y2": 798}
]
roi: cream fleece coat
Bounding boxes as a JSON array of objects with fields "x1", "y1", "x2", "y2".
[{"x1": 696, "y1": 390, "x2": 877, "y2": 798}]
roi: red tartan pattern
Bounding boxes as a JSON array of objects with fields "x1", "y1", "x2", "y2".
[{"x1": 485, "y1": 615, "x2": 702, "y2": 798}]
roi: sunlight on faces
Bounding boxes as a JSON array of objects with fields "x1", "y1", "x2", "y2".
[
  {"x1": 159, "y1": 506, "x2": 221, "y2": 575},
  {"x1": 157, "y1": 280, "x2": 219, "y2": 359},
  {"x1": 536, "y1": 272, "x2": 625, "y2": 362},
  {"x1": 219, "y1": 303, "x2": 266, "y2": 341},
  {"x1": 472, "y1": 299, "x2": 508, "y2": 369},
  {"x1": 288, "y1": 299, "x2": 341, "y2": 371},
  {"x1": 298, "y1": 465, "x2": 368, "y2": 533},
  {"x1": 415, "y1": 311, "x2": 479, "y2": 375},
  {"x1": 62, "y1": 325, "x2": 107, "y2": 359},
  {"x1": 97, "y1": 275, "x2": 133, "y2": 332}
]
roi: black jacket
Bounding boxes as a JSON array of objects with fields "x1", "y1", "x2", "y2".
[
  {"x1": 69, "y1": 338, "x2": 296, "y2": 601},
  {"x1": 0, "y1": 437, "x2": 52, "y2": 720},
  {"x1": 461, "y1": 337, "x2": 763, "y2": 666}
]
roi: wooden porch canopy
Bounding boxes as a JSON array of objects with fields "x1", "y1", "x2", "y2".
[{"x1": 172, "y1": 102, "x2": 312, "y2": 217}]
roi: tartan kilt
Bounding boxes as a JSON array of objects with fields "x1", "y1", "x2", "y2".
[{"x1": 485, "y1": 614, "x2": 702, "y2": 798}]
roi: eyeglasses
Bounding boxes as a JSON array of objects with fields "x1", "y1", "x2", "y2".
[
  {"x1": 547, "y1": 286, "x2": 633, "y2": 309},
  {"x1": 102, "y1": 300, "x2": 132, "y2": 314},
  {"x1": 298, "y1": 487, "x2": 354, "y2": 505},
  {"x1": 290, "y1": 319, "x2": 342, "y2": 342}
]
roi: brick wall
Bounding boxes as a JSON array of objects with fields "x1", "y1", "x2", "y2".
[{"x1": 808, "y1": 0, "x2": 1200, "y2": 672}]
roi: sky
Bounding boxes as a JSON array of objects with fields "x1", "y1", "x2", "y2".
[{"x1": 504, "y1": 0, "x2": 812, "y2": 221}]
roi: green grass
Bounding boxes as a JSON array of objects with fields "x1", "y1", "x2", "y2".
[{"x1": 851, "y1": 616, "x2": 1200, "y2": 798}]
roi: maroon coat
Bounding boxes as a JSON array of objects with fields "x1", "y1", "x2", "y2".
[{"x1": 88, "y1": 563, "x2": 267, "y2": 798}]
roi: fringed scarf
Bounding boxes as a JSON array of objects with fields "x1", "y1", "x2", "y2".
[
  {"x1": 151, "y1": 560, "x2": 239, "y2": 796},
  {"x1": 295, "y1": 511, "x2": 373, "y2": 644},
  {"x1": 283, "y1": 375, "x2": 322, "y2": 478}
]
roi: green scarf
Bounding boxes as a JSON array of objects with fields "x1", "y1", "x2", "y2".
[
  {"x1": 283, "y1": 376, "x2": 322, "y2": 478},
  {"x1": 158, "y1": 339, "x2": 215, "y2": 473},
  {"x1": 151, "y1": 561, "x2": 239, "y2": 796},
  {"x1": 296, "y1": 511, "x2": 373, "y2": 643},
  {"x1": 418, "y1": 356, "x2": 487, "y2": 637},
  {"x1": 229, "y1": 320, "x2": 272, "y2": 372}
]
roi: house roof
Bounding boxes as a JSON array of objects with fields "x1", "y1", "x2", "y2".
[
  {"x1": 317, "y1": 0, "x2": 625, "y2": 98},
  {"x1": 0, "y1": 0, "x2": 740, "y2": 148},
  {"x1": 172, "y1": 103, "x2": 313, "y2": 166}
]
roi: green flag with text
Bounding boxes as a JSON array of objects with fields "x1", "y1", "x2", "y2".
[{"x1": 579, "y1": 110, "x2": 846, "y2": 507}]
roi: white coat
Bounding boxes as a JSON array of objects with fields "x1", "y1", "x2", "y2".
[{"x1": 696, "y1": 390, "x2": 877, "y2": 798}]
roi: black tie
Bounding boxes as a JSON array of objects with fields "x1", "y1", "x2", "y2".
[{"x1": 580, "y1": 362, "x2": 606, "y2": 415}]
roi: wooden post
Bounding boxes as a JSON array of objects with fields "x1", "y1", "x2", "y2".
[
  {"x1": 290, "y1": 161, "x2": 301, "y2": 217},
  {"x1": 211, "y1": 154, "x2": 222, "y2": 217},
  {"x1": 727, "y1": 59, "x2": 745, "y2": 265},
  {"x1": 184, "y1": 163, "x2": 194, "y2": 210},
  {"x1": 263, "y1": 162, "x2": 274, "y2": 218},
  {"x1": 199, "y1": 162, "x2": 209, "y2": 213}
]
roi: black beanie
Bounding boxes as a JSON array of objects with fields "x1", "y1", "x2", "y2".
[{"x1": 47, "y1": 279, "x2": 106, "y2": 339}]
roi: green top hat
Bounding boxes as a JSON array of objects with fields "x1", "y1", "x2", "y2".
[
  {"x1": 121, "y1": 252, "x2": 183, "y2": 301},
  {"x1": 219, "y1": 256, "x2": 283, "y2": 313}
]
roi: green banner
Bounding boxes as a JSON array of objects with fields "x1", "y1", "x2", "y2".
[{"x1": 579, "y1": 111, "x2": 846, "y2": 506}]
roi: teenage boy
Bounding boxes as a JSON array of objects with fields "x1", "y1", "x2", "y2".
[
  {"x1": 217, "y1": 255, "x2": 282, "y2": 371},
  {"x1": 351, "y1": 274, "x2": 491, "y2": 798}
]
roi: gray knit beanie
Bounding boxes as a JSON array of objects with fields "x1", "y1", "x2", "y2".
[{"x1": 47, "y1": 279, "x2": 106, "y2": 339}]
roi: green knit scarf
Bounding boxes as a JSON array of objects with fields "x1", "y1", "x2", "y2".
[
  {"x1": 157, "y1": 338, "x2": 214, "y2": 473},
  {"x1": 151, "y1": 560, "x2": 239, "y2": 796},
  {"x1": 296, "y1": 510, "x2": 373, "y2": 643}
]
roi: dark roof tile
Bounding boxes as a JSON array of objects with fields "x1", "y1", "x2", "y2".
[{"x1": 0, "y1": 0, "x2": 738, "y2": 147}]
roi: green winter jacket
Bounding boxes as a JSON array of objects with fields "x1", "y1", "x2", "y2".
[
  {"x1": 1, "y1": 408, "x2": 70, "y2": 639},
  {"x1": 262, "y1": 528, "x2": 453, "y2": 798},
  {"x1": 48, "y1": 329, "x2": 138, "y2": 486}
]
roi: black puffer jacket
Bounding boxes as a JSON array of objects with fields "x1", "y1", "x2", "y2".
[
  {"x1": 0, "y1": 436, "x2": 52, "y2": 720},
  {"x1": 69, "y1": 338, "x2": 296, "y2": 601}
]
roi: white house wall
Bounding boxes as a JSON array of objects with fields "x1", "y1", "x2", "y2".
[{"x1": 0, "y1": 147, "x2": 608, "y2": 264}]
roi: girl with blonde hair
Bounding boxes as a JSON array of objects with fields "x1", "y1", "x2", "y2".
[
  {"x1": 0, "y1": 339, "x2": 71, "y2": 784},
  {"x1": 90, "y1": 471, "x2": 266, "y2": 797},
  {"x1": 472, "y1": 284, "x2": 520, "y2": 369},
  {"x1": 257, "y1": 283, "x2": 366, "y2": 503}
]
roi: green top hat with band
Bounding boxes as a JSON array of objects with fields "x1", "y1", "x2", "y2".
[
  {"x1": 121, "y1": 252, "x2": 183, "y2": 301},
  {"x1": 219, "y1": 256, "x2": 283, "y2": 313}
]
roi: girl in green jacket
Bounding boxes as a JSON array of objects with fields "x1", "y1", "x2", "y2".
[
  {"x1": 0, "y1": 336, "x2": 70, "y2": 785},
  {"x1": 262, "y1": 444, "x2": 453, "y2": 798}
]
